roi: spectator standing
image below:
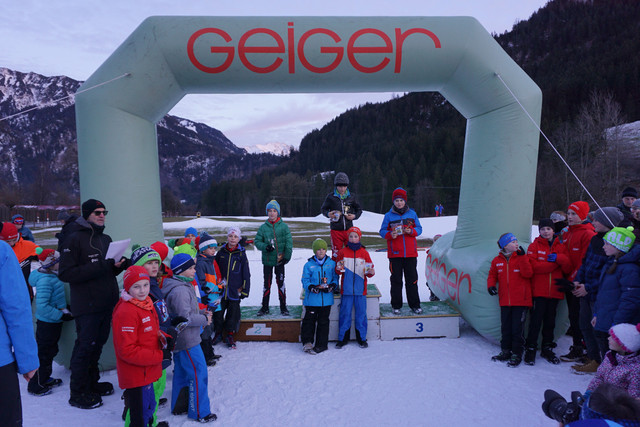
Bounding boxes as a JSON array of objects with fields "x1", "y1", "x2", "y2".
[{"x1": 12, "y1": 214, "x2": 34, "y2": 242}]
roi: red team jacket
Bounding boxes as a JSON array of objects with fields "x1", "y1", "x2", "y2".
[
  {"x1": 112, "y1": 297, "x2": 163, "y2": 390},
  {"x1": 562, "y1": 223, "x2": 596, "y2": 280},
  {"x1": 487, "y1": 251, "x2": 534, "y2": 307},
  {"x1": 527, "y1": 236, "x2": 572, "y2": 299}
]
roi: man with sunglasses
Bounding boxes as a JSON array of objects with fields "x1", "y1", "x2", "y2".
[{"x1": 59, "y1": 199, "x2": 127, "y2": 409}]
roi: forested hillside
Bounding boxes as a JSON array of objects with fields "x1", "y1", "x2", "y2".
[{"x1": 202, "y1": 0, "x2": 640, "y2": 217}]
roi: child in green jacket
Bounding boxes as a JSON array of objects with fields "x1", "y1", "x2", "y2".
[{"x1": 254, "y1": 200, "x2": 293, "y2": 316}]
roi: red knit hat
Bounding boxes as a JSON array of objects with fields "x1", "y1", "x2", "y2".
[
  {"x1": 568, "y1": 201, "x2": 590, "y2": 221},
  {"x1": 392, "y1": 187, "x2": 408, "y2": 202},
  {"x1": 150, "y1": 241, "x2": 169, "y2": 261},
  {"x1": 347, "y1": 226, "x2": 362, "y2": 238},
  {"x1": 0, "y1": 222, "x2": 19, "y2": 241},
  {"x1": 38, "y1": 248, "x2": 56, "y2": 262},
  {"x1": 123, "y1": 265, "x2": 150, "y2": 292}
]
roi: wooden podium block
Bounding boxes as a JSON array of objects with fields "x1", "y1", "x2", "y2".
[
  {"x1": 379, "y1": 301, "x2": 461, "y2": 340},
  {"x1": 236, "y1": 305, "x2": 303, "y2": 343}
]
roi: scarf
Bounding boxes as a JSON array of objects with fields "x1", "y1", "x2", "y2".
[
  {"x1": 334, "y1": 188, "x2": 350, "y2": 200},
  {"x1": 121, "y1": 289, "x2": 154, "y2": 311},
  {"x1": 392, "y1": 204, "x2": 409, "y2": 215},
  {"x1": 347, "y1": 242, "x2": 362, "y2": 251}
]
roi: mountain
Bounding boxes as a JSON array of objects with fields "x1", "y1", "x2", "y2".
[
  {"x1": 0, "y1": 67, "x2": 284, "y2": 206},
  {"x1": 244, "y1": 142, "x2": 294, "y2": 156},
  {"x1": 202, "y1": 0, "x2": 640, "y2": 218}
]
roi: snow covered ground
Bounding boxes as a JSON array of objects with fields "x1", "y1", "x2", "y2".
[{"x1": 20, "y1": 214, "x2": 589, "y2": 426}]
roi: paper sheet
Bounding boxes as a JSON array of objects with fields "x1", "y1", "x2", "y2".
[{"x1": 106, "y1": 239, "x2": 131, "y2": 260}]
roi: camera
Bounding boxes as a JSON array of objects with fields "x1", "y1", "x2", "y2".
[{"x1": 542, "y1": 389, "x2": 584, "y2": 424}]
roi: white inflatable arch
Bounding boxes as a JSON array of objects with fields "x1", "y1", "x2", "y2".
[{"x1": 75, "y1": 16, "x2": 543, "y2": 347}]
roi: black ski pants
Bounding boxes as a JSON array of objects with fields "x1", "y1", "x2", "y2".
[
  {"x1": 389, "y1": 257, "x2": 420, "y2": 310},
  {"x1": 261, "y1": 264, "x2": 286, "y2": 310},
  {"x1": 525, "y1": 297, "x2": 559, "y2": 349},
  {"x1": 28, "y1": 320, "x2": 63, "y2": 392},
  {"x1": 500, "y1": 306, "x2": 528, "y2": 356},
  {"x1": 0, "y1": 362, "x2": 22, "y2": 427},
  {"x1": 300, "y1": 305, "x2": 331, "y2": 350},
  {"x1": 70, "y1": 310, "x2": 112, "y2": 394}
]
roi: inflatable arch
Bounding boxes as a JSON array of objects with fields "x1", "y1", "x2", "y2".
[{"x1": 68, "y1": 16, "x2": 545, "y2": 367}]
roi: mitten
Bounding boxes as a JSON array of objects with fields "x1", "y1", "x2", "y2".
[
  {"x1": 61, "y1": 313, "x2": 74, "y2": 321},
  {"x1": 547, "y1": 253, "x2": 557, "y2": 262},
  {"x1": 309, "y1": 285, "x2": 320, "y2": 294},
  {"x1": 171, "y1": 316, "x2": 188, "y2": 327},
  {"x1": 488, "y1": 286, "x2": 498, "y2": 296},
  {"x1": 200, "y1": 294, "x2": 210, "y2": 305},
  {"x1": 516, "y1": 246, "x2": 525, "y2": 256},
  {"x1": 265, "y1": 244, "x2": 275, "y2": 252}
]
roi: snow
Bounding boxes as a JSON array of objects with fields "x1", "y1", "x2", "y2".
[{"x1": 20, "y1": 215, "x2": 591, "y2": 426}]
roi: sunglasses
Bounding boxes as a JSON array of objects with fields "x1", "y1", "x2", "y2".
[{"x1": 92, "y1": 210, "x2": 108, "y2": 216}]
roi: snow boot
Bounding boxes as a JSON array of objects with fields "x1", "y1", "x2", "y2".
[
  {"x1": 313, "y1": 346, "x2": 327, "y2": 354},
  {"x1": 524, "y1": 347, "x2": 536, "y2": 366},
  {"x1": 429, "y1": 292, "x2": 440, "y2": 302},
  {"x1": 303, "y1": 343, "x2": 316, "y2": 354},
  {"x1": 541, "y1": 346, "x2": 560, "y2": 365},
  {"x1": 43, "y1": 377, "x2": 63, "y2": 388},
  {"x1": 159, "y1": 397, "x2": 168, "y2": 408},
  {"x1": 227, "y1": 332, "x2": 236, "y2": 349},
  {"x1": 197, "y1": 413, "x2": 218, "y2": 423},
  {"x1": 91, "y1": 381, "x2": 114, "y2": 396},
  {"x1": 571, "y1": 359, "x2": 600, "y2": 375},
  {"x1": 28, "y1": 381, "x2": 52, "y2": 396},
  {"x1": 257, "y1": 307, "x2": 269, "y2": 317},
  {"x1": 491, "y1": 350, "x2": 511, "y2": 362},
  {"x1": 335, "y1": 339, "x2": 348, "y2": 349},
  {"x1": 411, "y1": 307, "x2": 423, "y2": 314},
  {"x1": 392, "y1": 308, "x2": 401, "y2": 315},
  {"x1": 358, "y1": 340, "x2": 369, "y2": 348},
  {"x1": 69, "y1": 392, "x2": 103, "y2": 409},
  {"x1": 212, "y1": 333, "x2": 223, "y2": 345},
  {"x1": 507, "y1": 353, "x2": 522, "y2": 368},
  {"x1": 560, "y1": 345, "x2": 585, "y2": 362}
]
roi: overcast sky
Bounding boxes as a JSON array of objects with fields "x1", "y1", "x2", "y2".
[{"x1": 1, "y1": 0, "x2": 548, "y2": 148}]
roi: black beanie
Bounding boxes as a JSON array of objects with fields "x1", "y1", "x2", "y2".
[
  {"x1": 538, "y1": 218, "x2": 554, "y2": 230},
  {"x1": 622, "y1": 187, "x2": 638, "y2": 198},
  {"x1": 82, "y1": 199, "x2": 106, "y2": 219}
]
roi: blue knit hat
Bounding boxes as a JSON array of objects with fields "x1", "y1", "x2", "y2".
[
  {"x1": 184, "y1": 227, "x2": 198, "y2": 237},
  {"x1": 266, "y1": 199, "x2": 281, "y2": 216},
  {"x1": 498, "y1": 233, "x2": 517, "y2": 249},
  {"x1": 171, "y1": 253, "x2": 195, "y2": 275}
]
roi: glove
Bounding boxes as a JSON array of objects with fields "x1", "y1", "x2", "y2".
[
  {"x1": 547, "y1": 253, "x2": 557, "y2": 262},
  {"x1": 171, "y1": 316, "x2": 188, "y2": 327},
  {"x1": 240, "y1": 292, "x2": 248, "y2": 299},
  {"x1": 265, "y1": 244, "x2": 275, "y2": 252},
  {"x1": 488, "y1": 286, "x2": 498, "y2": 296},
  {"x1": 162, "y1": 348, "x2": 172, "y2": 362},
  {"x1": 309, "y1": 285, "x2": 320, "y2": 294},
  {"x1": 165, "y1": 334, "x2": 176, "y2": 351},
  {"x1": 61, "y1": 313, "x2": 74, "y2": 321},
  {"x1": 555, "y1": 278, "x2": 574, "y2": 292},
  {"x1": 333, "y1": 285, "x2": 341, "y2": 294},
  {"x1": 200, "y1": 294, "x2": 210, "y2": 305},
  {"x1": 516, "y1": 246, "x2": 525, "y2": 256},
  {"x1": 326, "y1": 284, "x2": 335, "y2": 294}
]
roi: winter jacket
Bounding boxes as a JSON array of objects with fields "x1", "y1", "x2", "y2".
[
  {"x1": 18, "y1": 225, "x2": 34, "y2": 242},
  {"x1": 301, "y1": 256, "x2": 339, "y2": 307},
  {"x1": 162, "y1": 276, "x2": 210, "y2": 352},
  {"x1": 11, "y1": 237, "x2": 39, "y2": 264},
  {"x1": 195, "y1": 253, "x2": 223, "y2": 312},
  {"x1": 379, "y1": 206, "x2": 422, "y2": 258},
  {"x1": 30, "y1": 269, "x2": 67, "y2": 323},
  {"x1": 321, "y1": 189, "x2": 363, "y2": 231},
  {"x1": 526, "y1": 236, "x2": 571, "y2": 299},
  {"x1": 0, "y1": 241, "x2": 38, "y2": 374},
  {"x1": 587, "y1": 350, "x2": 640, "y2": 398},
  {"x1": 561, "y1": 222, "x2": 596, "y2": 280},
  {"x1": 58, "y1": 217, "x2": 124, "y2": 316},
  {"x1": 487, "y1": 251, "x2": 534, "y2": 307},
  {"x1": 215, "y1": 244, "x2": 250, "y2": 301},
  {"x1": 336, "y1": 244, "x2": 374, "y2": 296},
  {"x1": 574, "y1": 233, "x2": 609, "y2": 302},
  {"x1": 112, "y1": 296, "x2": 163, "y2": 389},
  {"x1": 593, "y1": 245, "x2": 640, "y2": 333},
  {"x1": 148, "y1": 276, "x2": 171, "y2": 333},
  {"x1": 254, "y1": 218, "x2": 293, "y2": 266}
]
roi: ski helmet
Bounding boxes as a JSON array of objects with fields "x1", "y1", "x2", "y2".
[{"x1": 334, "y1": 172, "x2": 349, "y2": 186}]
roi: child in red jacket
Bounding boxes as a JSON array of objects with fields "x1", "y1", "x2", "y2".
[
  {"x1": 487, "y1": 233, "x2": 533, "y2": 367},
  {"x1": 112, "y1": 266, "x2": 169, "y2": 427},
  {"x1": 524, "y1": 218, "x2": 572, "y2": 365}
]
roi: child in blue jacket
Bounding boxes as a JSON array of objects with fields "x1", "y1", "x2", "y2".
[
  {"x1": 335, "y1": 227, "x2": 375, "y2": 349},
  {"x1": 28, "y1": 249, "x2": 73, "y2": 396},
  {"x1": 195, "y1": 233, "x2": 224, "y2": 363},
  {"x1": 301, "y1": 239, "x2": 339, "y2": 354}
]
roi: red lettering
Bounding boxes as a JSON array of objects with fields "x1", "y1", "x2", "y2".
[
  {"x1": 347, "y1": 29, "x2": 392, "y2": 73},
  {"x1": 238, "y1": 28, "x2": 285, "y2": 74},
  {"x1": 394, "y1": 28, "x2": 441, "y2": 73},
  {"x1": 298, "y1": 28, "x2": 343, "y2": 74},
  {"x1": 186, "y1": 24, "x2": 441, "y2": 75},
  {"x1": 187, "y1": 28, "x2": 234, "y2": 74}
]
